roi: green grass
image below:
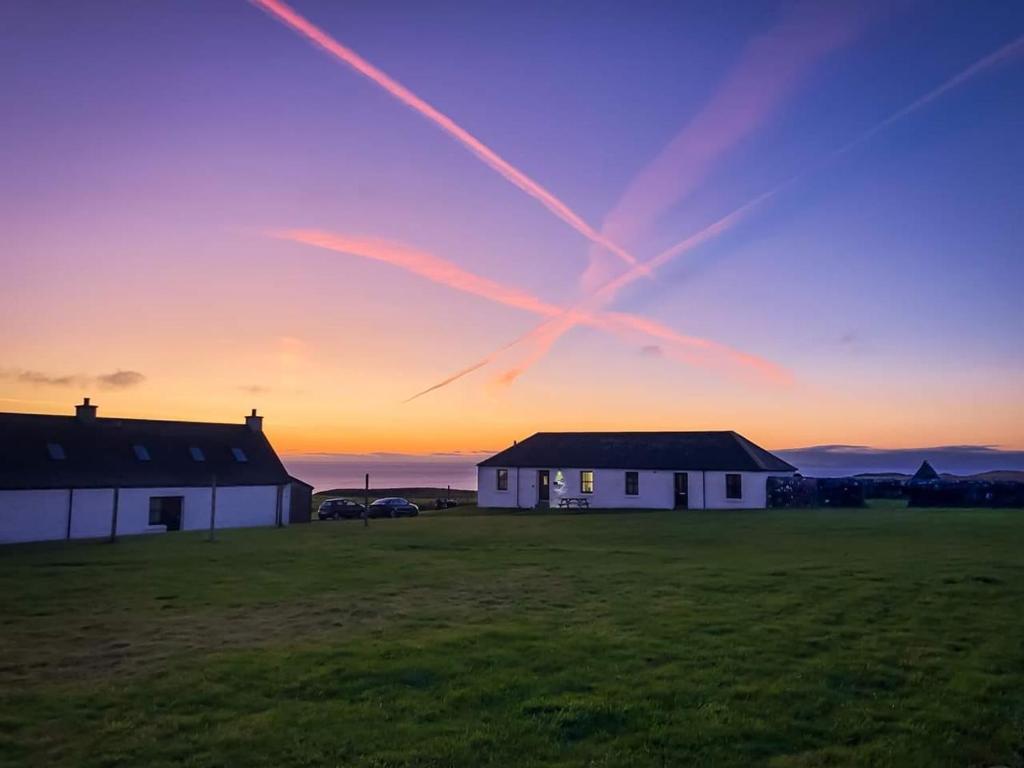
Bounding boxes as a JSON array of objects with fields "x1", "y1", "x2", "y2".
[{"x1": 1, "y1": 507, "x2": 1023, "y2": 767}]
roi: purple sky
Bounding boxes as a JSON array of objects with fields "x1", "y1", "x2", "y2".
[{"x1": 1, "y1": 1, "x2": 1022, "y2": 454}]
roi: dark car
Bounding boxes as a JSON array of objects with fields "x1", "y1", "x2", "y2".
[
  {"x1": 369, "y1": 497, "x2": 419, "y2": 518},
  {"x1": 317, "y1": 498, "x2": 366, "y2": 520}
]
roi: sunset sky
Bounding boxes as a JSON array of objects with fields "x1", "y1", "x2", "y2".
[{"x1": 2, "y1": 1, "x2": 1023, "y2": 456}]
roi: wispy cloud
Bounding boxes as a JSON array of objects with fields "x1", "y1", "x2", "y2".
[
  {"x1": 1, "y1": 368, "x2": 146, "y2": 390},
  {"x1": 250, "y1": 0, "x2": 644, "y2": 270},
  {"x1": 96, "y1": 370, "x2": 145, "y2": 389},
  {"x1": 16, "y1": 370, "x2": 85, "y2": 387},
  {"x1": 239, "y1": 384, "x2": 272, "y2": 395}
]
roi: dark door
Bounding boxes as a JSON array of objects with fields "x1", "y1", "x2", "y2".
[
  {"x1": 537, "y1": 470, "x2": 550, "y2": 506},
  {"x1": 674, "y1": 473, "x2": 689, "y2": 509},
  {"x1": 149, "y1": 496, "x2": 183, "y2": 531}
]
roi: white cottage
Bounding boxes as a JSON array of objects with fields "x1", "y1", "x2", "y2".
[
  {"x1": 0, "y1": 399, "x2": 311, "y2": 544},
  {"x1": 477, "y1": 431, "x2": 797, "y2": 510}
]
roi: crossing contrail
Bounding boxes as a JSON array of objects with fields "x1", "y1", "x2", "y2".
[
  {"x1": 274, "y1": 229, "x2": 788, "y2": 392},
  {"x1": 581, "y1": 0, "x2": 872, "y2": 291},
  {"x1": 422, "y1": 33, "x2": 1024, "y2": 396},
  {"x1": 250, "y1": 0, "x2": 645, "y2": 272}
]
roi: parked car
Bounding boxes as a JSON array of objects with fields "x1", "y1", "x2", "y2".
[
  {"x1": 369, "y1": 497, "x2": 419, "y2": 518},
  {"x1": 434, "y1": 498, "x2": 459, "y2": 509},
  {"x1": 317, "y1": 498, "x2": 366, "y2": 520}
]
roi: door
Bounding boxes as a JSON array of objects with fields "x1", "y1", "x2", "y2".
[
  {"x1": 537, "y1": 470, "x2": 550, "y2": 506},
  {"x1": 149, "y1": 496, "x2": 183, "y2": 531},
  {"x1": 674, "y1": 473, "x2": 689, "y2": 509}
]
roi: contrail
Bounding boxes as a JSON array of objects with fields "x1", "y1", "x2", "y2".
[
  {"x1": 581, "y1": 0, "x2": 872, "y2": 291},
  {"x1": 274, "y1": 229, "x2": 787, "y2": 389},
  {"x1": 429, "y1": 33, "x2": 1024, "y2": 395},
  {"x1": 250, "y1": 0, "x2": 646, "y2": 272}
]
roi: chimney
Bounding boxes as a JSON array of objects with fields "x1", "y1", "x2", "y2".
[
  {"x1": 75, "y1": 397, "x2": 97, "y2": 423},
  {"x1": 245, "y1": 408, "x2": 263, "y2": 433}
]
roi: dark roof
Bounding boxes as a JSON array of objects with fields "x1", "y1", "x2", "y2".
[
  {"x1": 909, "y1": 459, "x2": 940, "y2": 483},
  {"x1": 478, "y1": 431, "x2": 797, "y2": 472},
  {"x1": 0, "y1": 412, "x2": 293, "y2": 490}
]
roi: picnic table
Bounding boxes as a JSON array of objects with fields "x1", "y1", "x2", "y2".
[{"x1": 557, "y1": 497, "x2": 590, "y2": 509}]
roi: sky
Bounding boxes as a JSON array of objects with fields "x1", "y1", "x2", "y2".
[{"x1": 2, "y1": 0, "x2": 1023, "y2": 458}]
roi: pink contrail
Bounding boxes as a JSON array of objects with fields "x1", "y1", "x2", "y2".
[
  {"x1": 250, "y1": 0, "x2": 645, "y2": 272},
  {"x1": 582, "y1": 1, "x2": 872, "y2": 291},
  {"x1": 434, "y1": 34, "x2": 1024, "y2": 395},
  {"x1": 275, "y1": 229, "x2": 784, "y2": 389}
]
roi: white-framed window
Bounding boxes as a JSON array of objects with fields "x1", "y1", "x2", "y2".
[
  {"x1": 726, "y1": 473, "x2": 742, "y2": 499},
  {"x1": 580, "y1": 470, "x2": 594, "y2": 494},
  {"x1": 496, "y1": 468, "x2": 509, "y2": 491},
  {"x1": 625, "y1": 471, "x2": 639, "y2": 496}
]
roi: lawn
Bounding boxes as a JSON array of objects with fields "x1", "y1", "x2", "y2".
[{"x1": 1, "y1": 506, "x2": 1022, "y2": 767}]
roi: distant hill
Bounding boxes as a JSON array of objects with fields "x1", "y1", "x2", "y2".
[{"x1": 314, "y1": 487, "x2": 476, "y2": 501}]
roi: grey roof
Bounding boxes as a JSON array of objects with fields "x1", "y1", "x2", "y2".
[
  {"x1": 478, "y1": 431, "x2": 797, "y2": 472},
  {"x1": 0, "y1": 412, "x2": 293, "y2": 490}
]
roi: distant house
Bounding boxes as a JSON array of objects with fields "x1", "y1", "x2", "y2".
[
  {"x1": 477, "y1": 431, "x2": 797, "y2": 510},
  {"x1": 0, "y1": 399, "x2": 311, "y2": 544}
]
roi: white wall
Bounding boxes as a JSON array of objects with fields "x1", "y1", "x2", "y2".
[
  {"x1": 477, "y1": 467, "x2": 794, "y2": 510},
  {"x1": 0, "y1": 484, "x2": 291, "y2": 544}
]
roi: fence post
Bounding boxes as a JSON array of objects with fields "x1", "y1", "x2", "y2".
[
  {"x1": 109, "y1": 486, "x2": 120, "y2": 543},
  {"x1": 208, "y1": 475, "x2": 218, "y2": 542}
]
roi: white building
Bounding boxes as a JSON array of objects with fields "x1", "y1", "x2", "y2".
[
  {"x1": 477, "y1": 431, "x2": 797, "y2": 510},
  {"x1": 0, "y1": 399, "x2": 312, "y2": 544}
]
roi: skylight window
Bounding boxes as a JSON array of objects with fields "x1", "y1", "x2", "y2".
[
  {"x1": 47, "y1": 443, "x2": 66, "y2": 460},
  {"x1": 189, "y1": 446, "x2": 205, "y2": 462},
  {"x1": 133, "y1": 444, "x2": 151, "y2": 461},
  {"x1": 231, "y1": 447, "x2": 248, "y2": 463}
]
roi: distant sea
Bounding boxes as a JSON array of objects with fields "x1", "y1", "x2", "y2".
[
  {"x1": 283, "y1": 456, "x2": 481, "y2": 492},
  {"x1": 283, "y1": 446, "x2": 1024, "y2": 492}
]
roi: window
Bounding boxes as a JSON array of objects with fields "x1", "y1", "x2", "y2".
[
  {"x1": 46, "y1": 442, "x2": 66, "y2": 460},
  {"x1": 496, "y1": 468, "x2": 508, "y2": 491},
  {"x1": 580, "y1": 470, "x2": 594, "y2": 494},
  {"x1": 189, "y1": 446, "x2": 205, "y2": 462},
  {"x1": 726, "y1": 473, "x2": 742, "y2": 499},
  {"x1": 625, "y1": 471, "x2": 639, "y2": 496},
  {"x1": 133, "y1": 444, "x2": 151, "y2": 461},
  {"x1": 231, "y1": 447, "x2": 248, "y2": 463}
]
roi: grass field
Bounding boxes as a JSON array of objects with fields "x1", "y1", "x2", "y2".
[{"x1": 1, "y1": 506, "x2": 1023, "y2": 767}]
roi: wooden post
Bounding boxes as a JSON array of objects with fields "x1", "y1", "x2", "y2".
[
  {"x1": 109, "y1": 486, "x2": 120, "y2": 543},
  {"x1": 363, "y1": 472, "x2": 369, "y2": 528},
  {"x1": 65, "y1": 488, "x2": 74, "y2": 540},
  {"x1": 208, "y1": 475, "x2": 218, "y2": 542},
  {"x1": 446, "y1": 484, "x2": 450, "y2": 507}
]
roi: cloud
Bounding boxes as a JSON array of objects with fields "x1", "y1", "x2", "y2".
[
  {"x1": 239, "y1": 384, "x2": 272, "y2": 394},
  {"x1": 17, "y1": 370, "x2": 85, "y2": 387},
  {"x1": 640, "y1": 345, "x2": 663, "y2": 357},
  {"x1": 96, "y1": 370, "x2": 145, "y2": 389},
  {"x1": 1, "y1": 368, "x2": 145, "y2": 390}
]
